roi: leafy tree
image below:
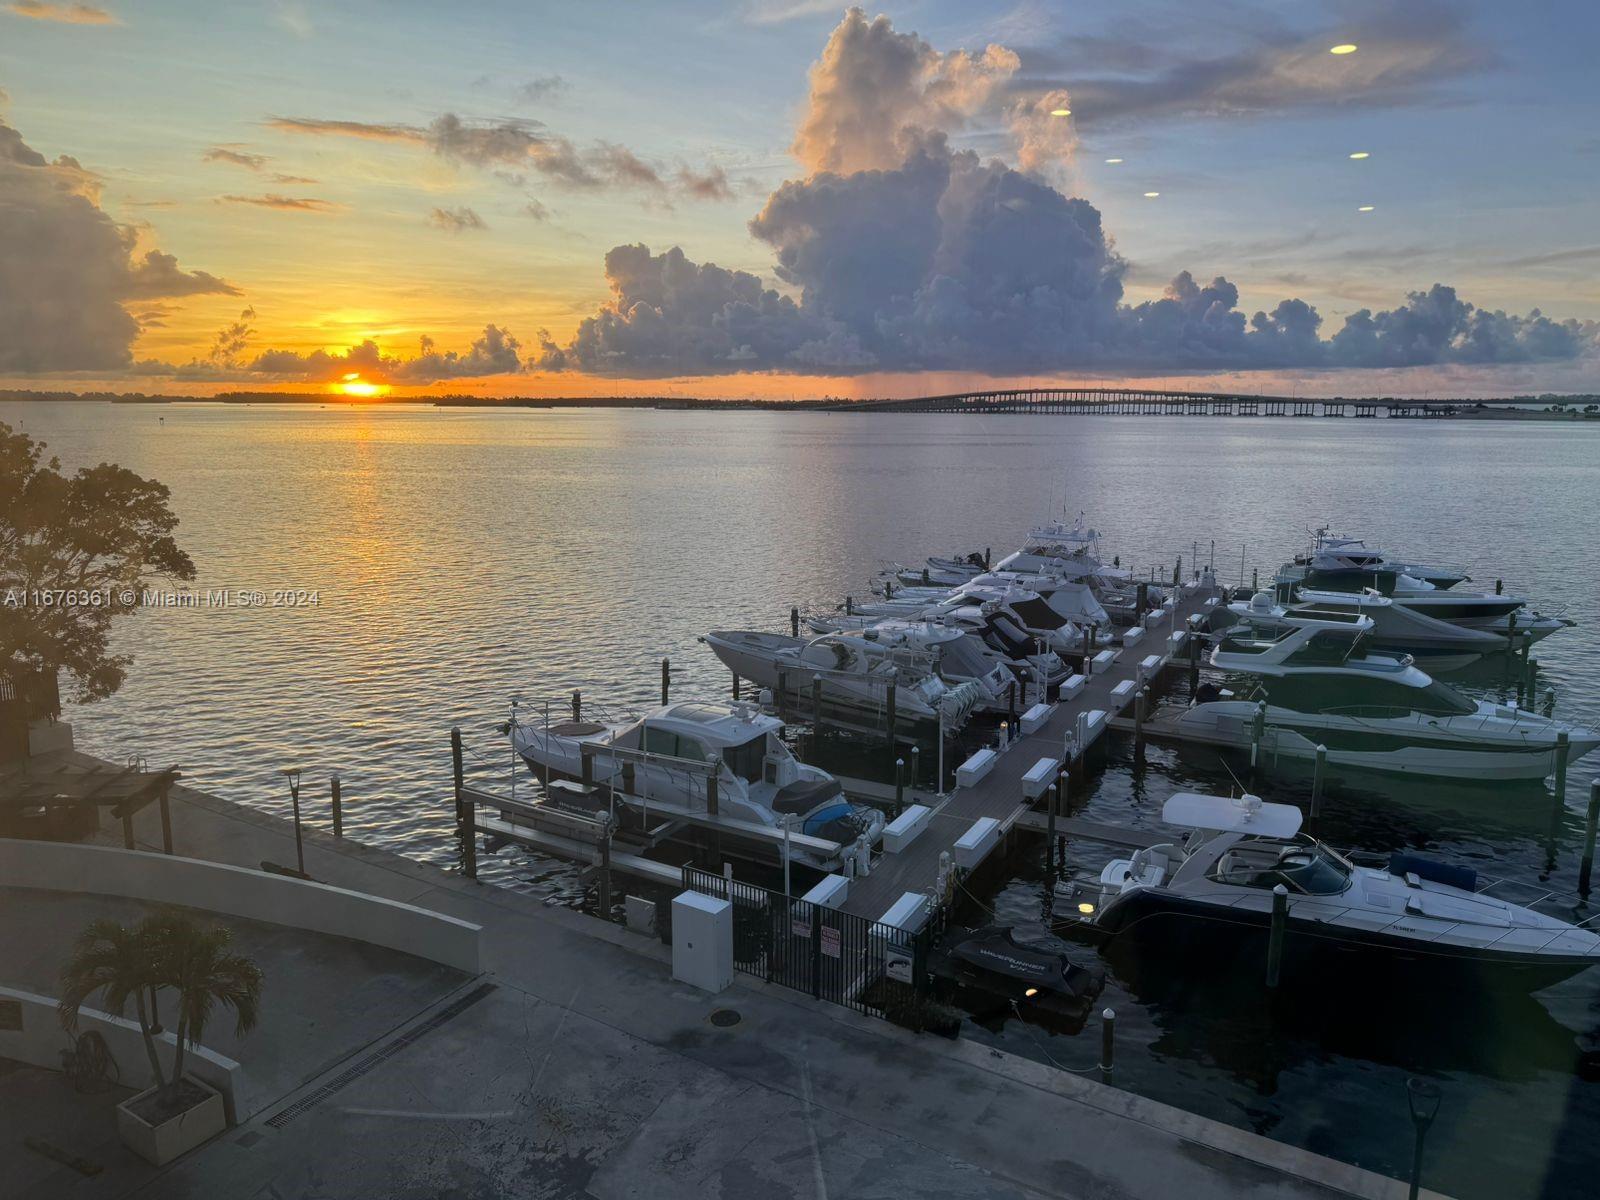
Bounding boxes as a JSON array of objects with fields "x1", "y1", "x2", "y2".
[
  {"x1": 1, "y1": 421, "x2": 194, "y2": 701},
  {"x1": 58, "y1": 913, "x2": 262, "y2": 1106}
]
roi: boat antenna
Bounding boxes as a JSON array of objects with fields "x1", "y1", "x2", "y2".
[{"x1": 1218, "y1": 754, "x2": 1247, "y2": 799}]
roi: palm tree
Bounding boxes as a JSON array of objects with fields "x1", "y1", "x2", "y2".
[{"x1": 58, "y1": 912, "x2": 263, "y2": 1106}]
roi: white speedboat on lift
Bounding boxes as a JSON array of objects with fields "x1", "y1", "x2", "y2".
[
  {"x1": 1081, "y1": 793, "x2": 1600, "y2": 991},
  {"x1": 509, "y1": 700, "x2": 886, "y2": 868},
  {"x1": 1245, "y1": 587, "x2": 1503, "y2": 673},
  {"x1": 702, "y1": 629, "x2": 985, "y2": 733},
  {"x1": 1178, "y1": 594, "x2": 1600, "y2": 780}
]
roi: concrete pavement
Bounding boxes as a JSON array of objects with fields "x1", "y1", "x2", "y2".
[{"x1": 4, "y1": 751, "x2": 1439, "y2": 1199}]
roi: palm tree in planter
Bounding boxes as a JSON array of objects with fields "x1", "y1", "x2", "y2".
[{"x1": 58, "y1": 911, "x2": 263, "y2": 1165}]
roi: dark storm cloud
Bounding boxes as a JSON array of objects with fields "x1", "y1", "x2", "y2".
[{"x1": 0, "y1": 117, "x2": 235, "y2": 372}]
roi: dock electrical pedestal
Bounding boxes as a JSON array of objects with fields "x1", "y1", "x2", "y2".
[{"x1": 671, "y1": 891, "x2": 734, "y2": 993}]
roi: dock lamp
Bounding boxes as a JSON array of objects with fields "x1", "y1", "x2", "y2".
[{"x1": 1405, "y1": 1077, "x2": 1442, "y2": 1200}]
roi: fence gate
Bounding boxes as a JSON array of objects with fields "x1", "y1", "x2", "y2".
[{"x1": 681, "y1": 867, "x2": 928, "y2": 1014}]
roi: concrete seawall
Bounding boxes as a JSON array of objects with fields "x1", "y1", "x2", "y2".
[{"x1": 0, "y1": 838, "x2": 483, "y2": 974}]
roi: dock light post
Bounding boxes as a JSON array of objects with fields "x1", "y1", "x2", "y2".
[
  {"x1": 782, "y1": 814, "x2": 795, "y2": 898},
  {"x1": 1405, "y1": 1077, "x2": 1442, "y2": 1200},
  {"x1": 894, "y1": 757, "x2": 905, "y2": 816},
  {"x1": 282, "y1": 767, "x2": 305, "y2": 877}
]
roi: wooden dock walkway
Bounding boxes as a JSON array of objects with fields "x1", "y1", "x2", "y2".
[{"x1": 839, "y1": 587, "x2": 1219, "y2": 924}]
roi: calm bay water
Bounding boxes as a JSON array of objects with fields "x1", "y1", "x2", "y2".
[{"x1": 8, "y1": 400, "x2": 1600, "y2": 1197}]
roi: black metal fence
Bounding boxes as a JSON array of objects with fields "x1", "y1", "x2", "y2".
[{"x1": 681, "y1": 866, "x2": 931, "y2": 1014}]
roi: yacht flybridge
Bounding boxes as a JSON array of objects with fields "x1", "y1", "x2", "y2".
[
  {"x1": 1179, "y1": 594, "x2": 1600, "y2": 780},
  {"x1": 1081, "y1": 793, "x2": 1600, "y2": 990},
  {"x1": 702, "y1": 628, "x2": 986, "y2": 732},
  {"x1": 1280, "y1": 528, "x2": 1571, "y2": 645},
  {"x1": 509, "y1": 700, "x2": 885, "y2": 869},
  {"x1": 1294, "y1": 527, "x2": 1471, "y2": 590}
]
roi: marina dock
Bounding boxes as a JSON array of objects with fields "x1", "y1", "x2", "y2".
[{"x1": 838, "y1": 586, "x2": 1218, "y2": 925}]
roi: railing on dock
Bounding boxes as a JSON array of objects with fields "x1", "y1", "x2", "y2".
[{"x1": 679, "y1": 866, "x2": 932, "y2": 1013}]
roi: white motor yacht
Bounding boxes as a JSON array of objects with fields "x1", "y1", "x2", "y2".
[
  {"x1": 1081, "y1": 793, "x2": 1600, "y2": 990},
  {"x1": 509, "y1": 700, "x2": 886, "y2": 868},
  {"x1": 1248, "y1": 587, "x2": 1503, "y2": 672},
  {"x1": 1178, "y1": 594, "x2": 1600, "y2": 780}
]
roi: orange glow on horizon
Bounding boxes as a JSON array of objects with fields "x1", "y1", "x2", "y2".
[{"x1": 333, "y1": 374, "x2": 388, "y2": 398}]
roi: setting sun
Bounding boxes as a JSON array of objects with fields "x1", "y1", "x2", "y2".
[{"x1": 334, "y1": 373, "x2": 387, "y2": 398}]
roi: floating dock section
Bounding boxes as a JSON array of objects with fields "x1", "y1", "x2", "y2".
[{"x1": 837, "y1": 587, "x2": 1218, "y2": 926}]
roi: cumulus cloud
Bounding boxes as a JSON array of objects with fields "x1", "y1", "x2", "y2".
[
  {"x1": 267, "y1": 112, "x2": 730, "y2": 200},
  {"x1": 538, "y1": 9, "x2": 1594, "y2": 379},
  {"x1": 219, "y1": 193, "x2": 341, "y2": 212},
  {"x1": 792, "y1": 8, "x2": 1019, "y2": 174},
  {"x1": 243, "y1": 323, "x2": 525, "y2": 383},
  {"x1": 6, "y1": 2, "x2": 118, "y2": 24},
  {"x1": 428, "y1": 205, "x2": 486, "y2": 232},
  {"x1": 0, "y1": 116, "x2": 235, "y2": 372}
]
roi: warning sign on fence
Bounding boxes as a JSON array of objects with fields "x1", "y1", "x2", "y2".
[
  {"x1": 821, "y1": 926, "x2": 841, "y2": 958},
  {"x1": 792, "y1": 916, "x2": 811, "y2": 938}
]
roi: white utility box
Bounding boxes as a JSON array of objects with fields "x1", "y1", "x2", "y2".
[{"x1": 671, "y1": 891, "x2": 733, "y2": 994}]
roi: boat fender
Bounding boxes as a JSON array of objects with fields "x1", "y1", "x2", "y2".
[{"x1": 1387, "y1": 853, "x2": 1477, "y2": 892}]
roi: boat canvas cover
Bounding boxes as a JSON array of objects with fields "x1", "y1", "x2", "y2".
[
  {"x1": 1162, "y1": 793, "x2": 1303, "y2": 838},
  {"x1": 949, "y1": 927, "x2": 1075, "y2": 990}
]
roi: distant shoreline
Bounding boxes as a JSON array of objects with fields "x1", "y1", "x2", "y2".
[{"x1": 1, "y1": 389, "x2": 1597, "y2": 420}]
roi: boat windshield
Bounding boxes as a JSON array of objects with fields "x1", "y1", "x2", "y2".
[
  {"x1": 1210, "y1": 838, "x2": 1352, "y2": 896},
  {"x1": 722, "y1": 735, "x2": 768, "y2": 783}
]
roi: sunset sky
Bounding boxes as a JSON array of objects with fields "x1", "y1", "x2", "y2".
[{"x1": 1, "y1": 0, "x2": 1596, "y2": 398}]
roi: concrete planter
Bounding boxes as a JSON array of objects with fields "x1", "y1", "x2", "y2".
[{"x1": 116, "y1": 1076, "x2": 226, "y2": 1165}]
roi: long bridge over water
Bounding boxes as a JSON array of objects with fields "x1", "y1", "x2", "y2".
[{"x1": 833, "y1": 387, "x2": 1557, "y2": 418}]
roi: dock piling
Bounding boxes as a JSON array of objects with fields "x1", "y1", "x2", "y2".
[
  {"x1": 331, "y1": 774, "x2": 342, "y2": 839},
  {"x1": 886, "y1": 682, "x2": 897, "y2": 750},
  {"x1": 811, "y1": 676, "x2": 824, "y2": 728},
  {"x1": 1544, "y1": 688, "x2": 1555, "y2": 718},
  {"x1": 1250, "y1": 700, "x2": 1267, "y2": 775},
  {"x1": 1311, "y1": 745, "x2": 1326, "y2": 818},
  {"x1": 661, "y1": 657, "x2": 671, "y2": 706},
  {"x1": 571, "y1": 690, "x2": 581, "y2": 722},
  {"x1": 1046, "y1": 782, "x2": 1057, "y2": 850},
  {"x1": 790, "y1": 606, "x2": 800, "y2": 637},
  {"x1": 1100, "y1": 1007, "x2": 1116, "y2": 1075},
  {"x1": 732, "y1": 671, "x2": 740, "y2": 700},
  {"x1": 911, "y1": 745, "x2": 921, "y2": 790},
  {"x1": 894, "y1": 758, "x2": 905, "y2": 816},
  {"x1": 1555, "y1": 730, "x2": 1570, "y2": 800},
  {"x1": 846, "y1": 594, "x2": 853, "y2": 616},
  {"x1": 1267, "y1": 884, "x2": 1288, "y2": 987},
  {"x1": 1134, "y1": 688, "x2": 1147, "y2": 744},
  {"x1": 1578, "y1": 780, "x2": 1598, "y2": 897}
]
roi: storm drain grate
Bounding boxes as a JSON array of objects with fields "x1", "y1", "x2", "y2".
[
  {"x1": 266, "y1": 982, "x2": 497, "y2": 1128},
  {"x1": 709, "y1": 1009, "x2": 742, "y2": 1028}
]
